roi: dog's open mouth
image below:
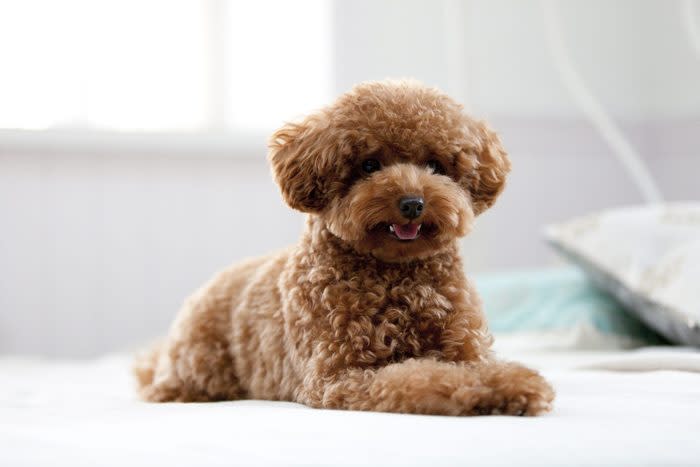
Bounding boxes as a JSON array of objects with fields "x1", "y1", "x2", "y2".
[{"x1": 389, "y1": 223, "x2": 422, "y2": 241}]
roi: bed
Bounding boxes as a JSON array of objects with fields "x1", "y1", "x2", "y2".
[
  {"x1": 2, "y1": 345, "x2": 700, "y2": 466},
  {"x1": 2, "y1": 267, "x2": 699, "y2": 466}
]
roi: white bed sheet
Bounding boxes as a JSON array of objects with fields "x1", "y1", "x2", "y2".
[{"x1": 1, "y1": 347, "x2": 700, "y2": 467}]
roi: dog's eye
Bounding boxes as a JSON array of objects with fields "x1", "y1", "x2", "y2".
[
  {"x1": 427, "y1": 160, "x2": 445, "y2": 175},
  {"x1": 362, "y1": 159, "x2": 381, "y2": 174}
]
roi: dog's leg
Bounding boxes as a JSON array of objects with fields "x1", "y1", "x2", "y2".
[
  {"x1": 133, "y1": 262, "x2": 259, "y2": 402},
  {"x1": 302, "y1": 358, "x2": 553, "y2": 416},
  {"x1": 461, "y1": 359, "x2": 555, "y2": 415},
  {"x1": 134, "y1": 297, "x2": 242, "y2": 402}
]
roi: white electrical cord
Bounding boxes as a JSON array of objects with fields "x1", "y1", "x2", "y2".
[
  {"x1": 539, "y1": 0, "x2": 663, "y2": 204},
  {"x1": 682, "y1": 0, "x2": 700, "y2": 59},
  {"x1": 443, "y1": 0, "x2": 469, "y2": 109}
]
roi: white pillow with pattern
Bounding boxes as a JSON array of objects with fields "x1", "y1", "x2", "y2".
[{"x1": 545, "y1": 203, "x2": 700, "y2": 346}]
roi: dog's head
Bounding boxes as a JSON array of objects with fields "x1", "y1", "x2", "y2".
[{"x1": 269, "y1": 80, "x2": 510, "y2": 262}]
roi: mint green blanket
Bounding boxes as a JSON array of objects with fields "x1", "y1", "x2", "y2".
[{"x1": 475, "y1": 267, "x2": 664, "y2": 344}]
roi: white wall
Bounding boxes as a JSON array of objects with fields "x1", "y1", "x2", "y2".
[{"x1": 1, "y1": 0, "x2": 698, "y2": 357}]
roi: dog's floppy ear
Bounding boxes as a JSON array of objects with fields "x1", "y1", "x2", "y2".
[
  {"x1": 458, "y1": 119, "x2": 511, "y2": 216},
  {"x1": 268, "y1": 114, "x2": 337, "y2": 213}
]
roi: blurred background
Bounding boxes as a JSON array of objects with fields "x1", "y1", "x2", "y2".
[{"x1": 1, "y1": 0, "x2": 698, "y2": 357}]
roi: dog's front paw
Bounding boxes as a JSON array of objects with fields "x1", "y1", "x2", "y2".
[
  {"x1": 480, "y1": 390, "x2": 553, "y2": 416},
  {"x1": 474, "y1": 362, "x2": 555, "y2": 416}
]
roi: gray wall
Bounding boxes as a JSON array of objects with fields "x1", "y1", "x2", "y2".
[
  {"x1": 334, "y1": 0, "x2": 700, "y2": 119},
  {"x1": 2, "y1": 120, "x2": 697, "y2": 357}
]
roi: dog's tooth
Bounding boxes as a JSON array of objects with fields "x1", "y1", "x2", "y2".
[
  {"x1": 417, "y1": 224, "x2": 422, "y2": 232},
  {"x1": 389, "y1": 225, "x2": 395, "y2": 233}
]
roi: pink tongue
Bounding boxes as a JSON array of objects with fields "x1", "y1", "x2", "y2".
[{"x1": 393, "y1": 223, "x2": 420, "y2": 240}]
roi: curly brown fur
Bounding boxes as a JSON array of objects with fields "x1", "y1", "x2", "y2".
[{"x1": 135, "y1": 80, "x2": 554, "y2": 416}]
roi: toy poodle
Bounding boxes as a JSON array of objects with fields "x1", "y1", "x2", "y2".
[{"x1": 134, "y1": 80, "x2": 555, "y2": 416}]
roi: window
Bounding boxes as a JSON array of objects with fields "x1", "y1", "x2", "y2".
[{"x1": 0, "y1": 0, "x2": 332, "y2": 132}]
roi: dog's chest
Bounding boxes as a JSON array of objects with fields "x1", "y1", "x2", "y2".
[{"x1": 317, "y1": 268, "x2": 454, "y2": 364}]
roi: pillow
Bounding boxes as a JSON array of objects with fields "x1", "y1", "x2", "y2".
[
  {"x1": 476, "y1": 268, "x2": 665, "y2": 351},
  {"x1": 544, "y1": 202, "x2": 700, "y2": 346}
]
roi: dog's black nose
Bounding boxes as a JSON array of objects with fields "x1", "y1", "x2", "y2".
[{"x1": 399, "y1": 196, "x2": 424, "y2": 219}]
